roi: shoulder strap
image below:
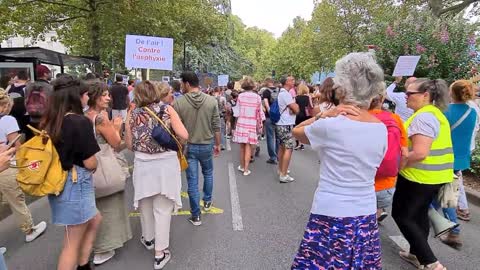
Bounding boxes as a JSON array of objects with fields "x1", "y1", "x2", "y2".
[
  {"x1": 451, "y1": 107, "x2": 473, "y2": 131},
  {"x1": 143, "y1": 106, "x2": 183, "y2": 152},
  {"x1": 93, "y1": 114, "x2": 98, "y2": 136}
]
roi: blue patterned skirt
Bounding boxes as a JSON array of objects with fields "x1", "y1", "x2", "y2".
[{"x1": 292, "y1": 213, "x2": 382, "y2": 270}]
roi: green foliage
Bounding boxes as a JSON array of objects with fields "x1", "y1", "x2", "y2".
[
  {"x1": 471, "y1": 140, "x2": 480, "y2": 174},
  {"x1": 368, "y1": 10, "x2": 477, "y2": 83},
  {"x1": 270, "y1": 1, "x2": 479, "y2": 83},
  {"x1": 0, "y1": 0, "x2": 229, "y2": 73}
]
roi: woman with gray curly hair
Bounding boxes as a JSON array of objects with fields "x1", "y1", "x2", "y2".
[
  {"x1": 291, "y1": 52, "x2": 388, "y2": 269},
  {"x1": 392, "y1": 78, "x2": 452, "y2": 270}
]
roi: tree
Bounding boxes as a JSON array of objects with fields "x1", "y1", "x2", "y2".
[
  {"x1": 427, "y1": 0, "x2": 480, "y2": 17},
  {"x1": 0, "y1": 0, "x2": 229, "y2": 72},
  {"x1": 367, "y1": 8, "x2": 478, "y2": 83}
]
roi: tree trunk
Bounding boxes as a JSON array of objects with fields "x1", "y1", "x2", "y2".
[{"x1": 89, "y1": 0, "x2": 101, "y2": 59}]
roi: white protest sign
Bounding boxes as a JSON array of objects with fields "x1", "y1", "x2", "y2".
[
  {"x1": 125, "y1": 35, "x2": 174, "y2": 70},
  {"x1": 218, "y1": 74, "x2": 229, "y2": 86},
  {"x1": 392, "y1": 56, "x2": 421, "y2": 76}
]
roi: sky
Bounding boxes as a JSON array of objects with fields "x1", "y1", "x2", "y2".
[{"x1": 231, "y1": 0, "x2": 315, "y2": 38}]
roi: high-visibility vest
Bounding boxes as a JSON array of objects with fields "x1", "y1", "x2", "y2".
[{"x1": 400, "y1": 105, "x2": 454, "y2": 185}]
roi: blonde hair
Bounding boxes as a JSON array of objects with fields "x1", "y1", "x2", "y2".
[
  {"x1": 0, "y1": 89, "x2": 12, "y2": 115},
  {"x1": 134, "y1": 81, "x2": 160, "y2": 107},
  {"x1": 450, "y1": 80, "x2": 474, "y2": 102},
  {"x1": 241, "y1": 76, "x2": 256, "y2": 91},
  {"x1": 297, "y1": 84, "x2": 309, "y2": 95},
  {"x1": 156, "y1": 82, "x2": 171, "y2": 100}
]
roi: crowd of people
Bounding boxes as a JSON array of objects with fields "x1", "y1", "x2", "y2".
[{"x1": 0, "y1": 51, "x2": 478, "y2": 270}]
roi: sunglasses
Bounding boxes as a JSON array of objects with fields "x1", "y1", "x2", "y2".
[{"x1": 405, "y1": 91, "x2": 424, "y2": 97}]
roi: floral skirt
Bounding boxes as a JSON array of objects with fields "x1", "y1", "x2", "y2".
[{"x1": 292, "y1": 213, "x2": 382, "y2": 270}]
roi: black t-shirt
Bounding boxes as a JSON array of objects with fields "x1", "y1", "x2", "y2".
[
  {"x1": 8, "y1": 84, "x2": 27, "y2": 119},
  {"x1": 262, "y1": 87, "x2": 278, "y2": 118},
  {"x1": 55, "y1": 114, "x2": 100, "y2": 170},
  {"x1": 110, "y1": 83, "x2": 129, "y2": 110},
  {"x1": 295, "y1": 95, "x2": 310, "y2": 119}
]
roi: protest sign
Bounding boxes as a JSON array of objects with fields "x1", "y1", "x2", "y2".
[
  {"x1": 392, "y1": 56, "x2": 421, "y2": 76},
  {"x1": 125, "y1": 35, "x2": 174, "y2": 70},
  {"x1": 218, "y1": 75, "x2": 229, "y2": 86}
]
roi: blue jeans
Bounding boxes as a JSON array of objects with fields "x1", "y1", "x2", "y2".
[
  {"x1": 186, "y1": 143, "x2": 214, "y2": 217},
  {"x1": 265, "y1": 118, "x2": 278, "y2": 161},
  {"x1": 431, "y1": 201, "x2": 460, "y2": 234},
  {"x1": 0, "y1": 252, "x2": 7, "y2": 270},
  {"x1": 220, "y1": 117, "x2": 226, "y2": 147}
]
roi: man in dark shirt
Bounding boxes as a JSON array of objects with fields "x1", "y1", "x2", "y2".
[
  {"x1": 109, "y1": 75, "x2": 129, "y2": 122},
  {"x1": 261, "y1": 78, "x2": 280, "y2": 164},
  {"x1": 26, "y1": 65, "x2": 53, "y2": 126}
]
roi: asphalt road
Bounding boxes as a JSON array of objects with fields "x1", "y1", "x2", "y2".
[{"x1": 1, "y1": 139, "x2": 480, "y2": 270}]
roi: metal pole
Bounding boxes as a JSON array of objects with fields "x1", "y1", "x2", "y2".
[{"x1": 183, "y1": 41, "x2": 186, "y2": 71}]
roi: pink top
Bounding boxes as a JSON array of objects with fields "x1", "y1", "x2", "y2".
[
  {"x1": 289, "y1": 88, "x2": 297, "y2": 98},
  {"x1": 232, "y1": 91, "x2": 265, "y2": 144}
]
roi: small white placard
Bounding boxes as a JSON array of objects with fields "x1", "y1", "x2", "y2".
[
  {"x1": 218, "y1": 75, "x2": 229, "y2": 87},
  {"x1": 392, "y1": 56, "x2": 421, "y2": 76}
]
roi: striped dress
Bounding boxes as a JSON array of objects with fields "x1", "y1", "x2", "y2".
[{"x1": 232, "y1": 91, "x2": 264, "y2": 145}]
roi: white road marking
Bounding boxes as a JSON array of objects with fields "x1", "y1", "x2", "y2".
[
  {"x1": 228, "y1": 162, "x2": 243, "y2": 231},
  {"x1": 389, "y1": 235, "x2": 410, "y2": 251}
]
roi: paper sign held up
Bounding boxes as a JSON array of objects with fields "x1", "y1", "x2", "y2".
[
  {"x1": 218, "y1": 75, "x2": 229, "y2": 87},
  {"x1": 392, "y1": 56, "x2": 421, "y2": 76}
]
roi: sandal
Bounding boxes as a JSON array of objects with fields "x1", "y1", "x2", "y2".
[
  {"x1": 456, "y1": 209, "x2": 471, "y2": 221},
  {"x1": 399, "y1": 251, "x2": 420, "y2": 268},
  {"x1": 419, "y1": 261, "x2": 447, "y2": 270}
]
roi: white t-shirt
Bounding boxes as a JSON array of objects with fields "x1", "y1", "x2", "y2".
[
  {"x1": 277, "y1": 88, "x2": 296, "y2": 126},
  {"x1": 386, "y1": 83, "x2": 414, "y2": 122},
  {"x1": 305, "y1": 116, "x2": 387, "y2": 217},
  {"x1": 0, "y1": 115, "x2": 20, "y2": 143}
]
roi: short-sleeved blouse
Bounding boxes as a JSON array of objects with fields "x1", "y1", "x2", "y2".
[{"x1": 129, "y1": 102, "x2": 172, "y2": 154}]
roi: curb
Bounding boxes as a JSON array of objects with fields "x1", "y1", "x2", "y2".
[{"x1": 465, "y1": 186, "x2": 480, "y2": 207}]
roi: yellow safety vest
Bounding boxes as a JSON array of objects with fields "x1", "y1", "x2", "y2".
[{"x1": 400, "y1": 105, "x2": 454, "y2": 185}]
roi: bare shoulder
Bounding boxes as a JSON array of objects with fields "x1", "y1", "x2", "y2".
[{"x1": 95, "y1": 111, "x2": 109, "y2": 126}]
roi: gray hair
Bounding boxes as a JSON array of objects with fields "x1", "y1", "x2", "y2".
[
  {"x1": 412, "y1": 78, "x2": 449, "y2": 111},
  {"x1": 333, "y1": 52, "x2": 386, "y2": 108}
]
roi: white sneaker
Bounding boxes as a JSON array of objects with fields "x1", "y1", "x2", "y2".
[
  {"x1": 243, "y1": 170, "x2": 251, "y2": 176},
  {"x1": 0, "y1": 247, "x2": 6, "y2": 255},
  {"x1": 93, "y1": 250, "x2": 115, "y2": 265},
  {"x1": 154, "y1": 250, "x2": 171, "y2": 269},
  {"x1": 279, "y1": 174, "x2": 295, "y2": 183},
  {"x1": 237, "y1": 165, "x2": 244, "y2": 172},
  {"x1": 25, "y1": 221, "x2": 47, "y2": 242},
  {"x1": 140, "y1": 236, "x2": 155, "y2": 250}
]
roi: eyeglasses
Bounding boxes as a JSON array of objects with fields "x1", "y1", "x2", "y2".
[{"x1": 405, "y1": 91, "x2": 424, "y2": 97}]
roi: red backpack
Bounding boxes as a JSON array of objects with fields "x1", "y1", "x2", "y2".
[
  {"x1": 25, "y1": 84, "x2": 48, "y2": 117},
  {"x1": 372, "y1": 110, "x2": 402, "y2": 178}
]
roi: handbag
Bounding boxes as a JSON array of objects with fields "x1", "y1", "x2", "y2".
[
  {"x1": 145, "y1": 106, "x2": 179, "y2": 151},
  {"x1": 143, "y1": 106, "x2": 188, "y2": 171},
  {"x1": 437, "y1": 172, "x2": 460, "y2": 208},
  {"x1": 91, "y1": 115, "x2": 127, "y2": 198}
]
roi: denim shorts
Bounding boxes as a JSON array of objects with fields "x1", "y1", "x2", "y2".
[
  {"x1": 376, "y1": 187, "x2": 395, "y2": 209},
  {"x1": 48, "y1": 166, "x2": 97, "y2": 226}
]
